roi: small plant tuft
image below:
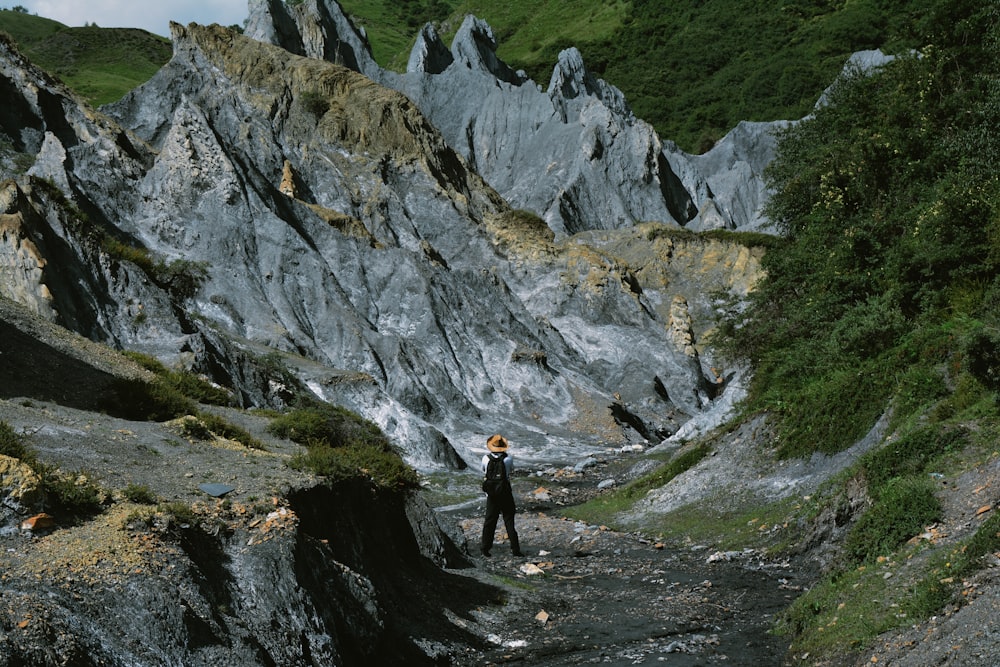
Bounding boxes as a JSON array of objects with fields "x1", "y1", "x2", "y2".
[{"x1": 123, "y1": 483, "x2": 157, "y2": 504}]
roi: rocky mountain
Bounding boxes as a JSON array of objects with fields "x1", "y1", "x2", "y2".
[
  {"x1": 0, "y1": 1, "x2": 918, "y2": 665},
  {"x1": 2, "y1": 1, "x2": 772, "y2": 474}
]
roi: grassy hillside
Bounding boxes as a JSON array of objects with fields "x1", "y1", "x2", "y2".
[
  {"x1": 339, "y1": 0, "x2": 935, "y2": 152},
  {"x1": 0, "y1": 9, "x2": 171, "y2": 106},
  {"x1": 2, "y1": 2, "x2": 937, "y2": 150},
  {"x1": 713, "y1": 0, "x2": 1000, "y2": 657}
]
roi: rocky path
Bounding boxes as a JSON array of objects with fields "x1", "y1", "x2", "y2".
[{"x1": 435, "y1": 463, "x2": 805, "y2": 666}]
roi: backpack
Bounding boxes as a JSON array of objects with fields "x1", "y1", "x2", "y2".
[{"x1": 482, "y1": 452, "x2": 508, "y2": 497}]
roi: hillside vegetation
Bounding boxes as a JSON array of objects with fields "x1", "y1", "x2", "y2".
[
  {"x1": 709, "y1": 0, "x2": 1000, "y2": 658},
  {"x1": 340, "y1": 0, "x2": 936, "y2": 152},
  {"x1": 3, "y1": 2, "x2": 938, "y2": 150},
  {"x1": 0, "y1": 8, "x2": 171, "y2": 105}
]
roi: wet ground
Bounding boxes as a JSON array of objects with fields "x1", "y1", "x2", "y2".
[{"x1": 433, "y1": 460, "x2": 806, "y2": 666}]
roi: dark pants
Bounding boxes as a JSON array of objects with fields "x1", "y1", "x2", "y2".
[{"x1": 481, "y1": 488, "x2": 520, "y2": 555}]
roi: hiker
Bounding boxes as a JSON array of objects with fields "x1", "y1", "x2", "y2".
[{"x1": 480, "y1": 433, "x2": 523, "y2": 558}]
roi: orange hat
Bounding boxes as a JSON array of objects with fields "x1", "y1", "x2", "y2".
[{"x1": 486, "y1": 434, "x2": 509, "y2": 452}]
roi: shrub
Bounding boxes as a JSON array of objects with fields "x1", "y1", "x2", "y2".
[
  {"x1": 123, "y1": 351, "x2": 233, "y2": 407},
  {"x1": 843, "y1": 476, "x2": 941, "y2": 565},
  {"x1": 272, "y1": 402, "x2": 418, "y2": 490},
  {"x1": 103, "y1": 377, "x2": 196, "y2": 422},
  {"x1": 37, "y1": 465, "x2": 106, "y2": 519},
  {"x1": 267, "y1": 403, "x2": 385, "y2": 449},
  {"x1": 178, "y1": 416, "x2": 213, "y2": 441},
  {"x1": 123, "y1": 483, "x2": 157, "y2": 504},
  {"x1": 288, "y1": 442, "x2": 419, "y2": 490},
  {"x1": 963, "y1": 327, "x2": 1000, "y2": 392},
  {"x1": 160, "y1": 501, "x2": 199, "y2": 527},
  {"x1": 197, "y1": 412, "x2": 266, "y2": 450},
  {"x1": 0, "y1": 421, "x2": 33, "y2": 463}
]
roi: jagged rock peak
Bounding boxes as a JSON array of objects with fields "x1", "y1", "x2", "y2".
[
  {"x1": 548, "y1": 47, "x2": 632, "y2": 120},
  {"x1": 407, "y1": 22, "x2": 453, "y2": 75},
  {"x1": 450, "y1": 15, "x2": 524, "y2": 85},
  {"x1": 244, "y1": 0, "x2": 378, "y2": 78}
]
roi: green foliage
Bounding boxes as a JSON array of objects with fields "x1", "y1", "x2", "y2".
[
  {"x1": 0, "y1": 420, "x2": 33, "y2": 463},
  {"x1": 270, "y1": 402, "x2": 419, "y2": 490},
  {"x1": 288, "y1": 441, "x2": 420, "y2": 489},
  {"x1": 103, "y1": 377, "x2": 196, "y2": 422},
  {"x1": 860, "y1": 426, "x2": 967, "y2": 492},
  {"x1": 843, "y1": 476, "x2": 941, "y2": 565},
  {"x1": 196, "y1": 413, "x2": 266, "y2": 450},
  {"x1": 0, "y1": 422, "x2": 105, "y2": 518},
  {"x1": 267, "y1": 403, "x2": 385, "y2": 448},
  {"x1": 727, "y1": 0, "x2": 1000, "y2": 457},
  {"x1": 0, "y1": 12, "x2": 171, "y2": 105},
  {"x1": 159, "y1": 501, "x2": 199, "y2": 527},
  {"x1": 123, "y1": 351, "x2": 233, "y2": 407},
  {"x1": 778, "y1": 562, "x2": 899, "y2": 655},
  {"x1": 37, "y1": 464, "x2": 106, "y2": 519},
  {"x1": 123, "y1": 483, "x2": 157, "y2": 504}
]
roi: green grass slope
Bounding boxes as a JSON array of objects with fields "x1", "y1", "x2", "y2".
[
  {"x1": 340, "y1": 0, "x2": 937, "y2": 153},
  {"x1": 0, "y1": 10, "x2": 171, "y2": 106}
]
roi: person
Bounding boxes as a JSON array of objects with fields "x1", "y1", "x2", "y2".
[{"x1": 480, "y1": 433, "x2": 523, "y2": 558}]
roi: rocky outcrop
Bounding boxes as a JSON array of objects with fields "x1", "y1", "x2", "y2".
[
  {"x1": 243, "y1": 0, "x2": 379, "y2": 76},
  {"x1": 0, "y1": 483, "x2": 489, "y2": 665},
  {"x1": 0, "y1": 9, "x2": 769, "y2": 474},
  {"x1": 243, "y1": 1, "x2": 780, "y2": 235}
]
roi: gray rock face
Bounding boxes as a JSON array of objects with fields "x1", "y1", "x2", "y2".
[
  {"x1": 244, "y1": 0, "x2": 379, "y2": 76},
  {"x1": 0, "y1": 14, "x2": 767, "y2": 474},
  {"x1": 243, "y1": 1, "x2": 781, "y2": 235}
]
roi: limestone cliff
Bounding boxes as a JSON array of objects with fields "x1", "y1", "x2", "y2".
[{"x1": 0, "y1": 21, "x2": 766, "y2": 470}]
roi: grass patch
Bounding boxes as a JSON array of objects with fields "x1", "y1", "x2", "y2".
[
  {"x1": 123, "y1": 483, "x2": 157, "y2": 504},
  {"x1": 561, "y1": 444, "x2": 709, "y2": 527},
  {"x1": 667, "y1": 496, "x2": 806, "y2": 553},
  {"x1": 0, "y1": 16, "x2": 172, "y2": 106},
  {"x1": 270, "y1": 402, "x2": 419, "y2": 491},
  {"x1": 778, "y1": 559, "x2": 908, "y2": 658}
]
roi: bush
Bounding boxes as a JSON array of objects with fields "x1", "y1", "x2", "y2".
[
  {"x1": 123, "y1": 483, "x2": 157, "y2": 504},
  {"x1": 267, "y1": 403, "x2": 385, "y2": 449},
  {"x1": 0, "y1": 421, "x2": 33, "y2": 463},
  {"x1": 288, "y1": 442, "x2": 419, "y2": 490},
  {"x1": 123, "y1": 351, "x2": 232, "y2": 406},
  {"x1": 272, "y1": 402, "x2": 419, "y2": 490},
  {"x1": 103, "y1": 377, "x2": 196, "y2": 422},
  {"x1": 160, "y1": 501, "x2": 199, "y2": 527},
  {"x1": 843, "y1": 476, "x2": 941, "y2": 565},
  {"x1": 197, "y1": 413, "x2": 265, "y2": 450},
  {"x1": 963, "y1": 327, "x2": 1000, "y2": 392},
  {"x1": 38, "y1": 465, "x2": 106, "y2": 519}
]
